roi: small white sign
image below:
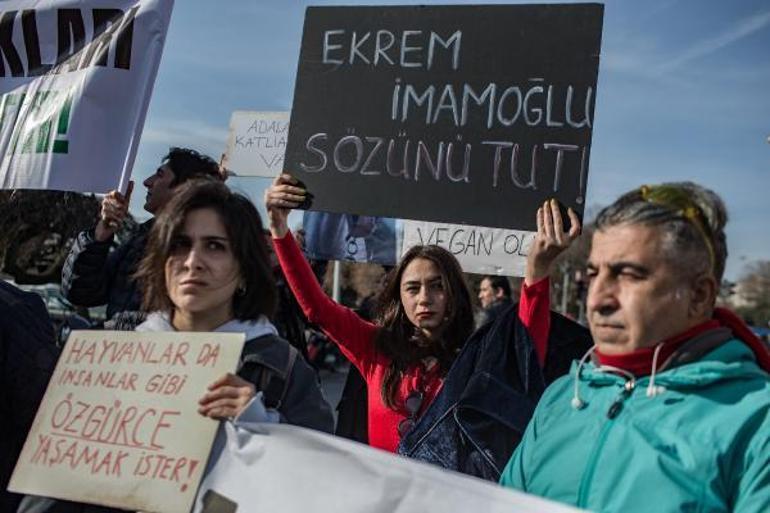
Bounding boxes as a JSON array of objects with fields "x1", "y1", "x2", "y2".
[
  {"x1": 401, "y1": 220, "x2": 536, "y2": 276},
  {"x1": 224, "y1": 111, "x2": 289, "y2": 177}
]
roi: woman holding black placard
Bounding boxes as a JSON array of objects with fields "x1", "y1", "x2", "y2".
[{"x1": 265, "y1": 173, "x2": 588, "y2": 471}]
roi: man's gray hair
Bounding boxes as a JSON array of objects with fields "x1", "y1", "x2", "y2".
[{"x1": 594, "y1": 181, "x2": 728, "y2": 283}]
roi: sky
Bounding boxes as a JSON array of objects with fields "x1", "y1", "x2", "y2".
[{"x1": 128, "y1": 0, "x2": 770, "y2": 281}]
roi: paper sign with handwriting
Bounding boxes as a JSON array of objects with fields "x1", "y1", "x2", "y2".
[
  {"x1": 402, "y1": 220, "x2": 535, "y2": 276},
  {"x1": 9, "y1": 330, "x2": 245, "y2": 513},
  {"x1": 224, "y1": 111, "x2": 289, "y2": 177}
]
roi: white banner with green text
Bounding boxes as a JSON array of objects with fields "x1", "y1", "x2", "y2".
[{"x1": 0, "y1": 0, "x2": 173, "y2": 193}]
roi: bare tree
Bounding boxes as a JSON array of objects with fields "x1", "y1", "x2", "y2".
[
  {"x1": 0, "y1": 190, "x2": 136, "y2": 284},
  {"x1": 735, "y1": 261, "x2": 770, "y2": 326}
]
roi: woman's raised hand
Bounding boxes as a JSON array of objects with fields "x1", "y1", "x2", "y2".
[
  {"x1": 526, "y1": 199, "x2": 581, "y2": 285},
  {"x1": 265, "y1": 173, "x2": 307, "y2": 238},
  {"x1": 198, "y1": 373, "x2": 256, "y2": 420}
]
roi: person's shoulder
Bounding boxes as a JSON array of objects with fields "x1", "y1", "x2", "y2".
[
  {"x1": 543, "y1": 371, "x2": 574, "y2": 395},
  {"x1": 242, "y1": 333, "x2": 295, "y2": 376},
  {"x1": 489, "y1": 298, "x2": 513, "y2": 315},
  {"x1": 700, "y1": 338, "x2": 770, "y2": 384},
  {"x1": 126, "y1": 220, "x2": 155, "y2": 244},
  {"x1": 0, "y1": 280, "x2": 24, "y2": 306},
  {"x1": 0, "y1": 281, "x2": 46, "y2": 314},
  {"x1": 478, "y1": 299, "x2": 516, "y2": 328},
  {"x1": 533, "y1": 371, "x2": 576, "y2": 414}
]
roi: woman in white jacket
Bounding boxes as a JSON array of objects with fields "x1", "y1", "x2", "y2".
[
  {"x1": 133, "y1": 178, "x2": 333, "y2": 431},
  {"x1": 18, "y1": 180, "x2": 332, "y2": 513}
]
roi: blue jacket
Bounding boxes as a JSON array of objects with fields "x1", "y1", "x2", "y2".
[{"x1": 398, "y1": 303, "x2": 592, "y2": 480}]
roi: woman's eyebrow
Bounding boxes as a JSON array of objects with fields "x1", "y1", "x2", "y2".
[{"x1": 402, "y1": 276, "x2": 442, "y2": 286}]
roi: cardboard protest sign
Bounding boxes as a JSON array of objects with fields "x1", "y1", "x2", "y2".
[
  {"x1": 285, "y1": 4, "x2": 603, "y2": 231},
  {"x1": 9, "y1": 330, "x2": 245, "y2": 513},
  {"x1": 402, "y1": 220, "x2": 535, "y2": 276},
  {"x1": 224, "y1": 111, "x2": 289, "y2": 177},
  {"x1": 303, "y1": 210, "x2": 398, "y2": 265},
  {"x1": 192, "y1": 423, "x2": 586, "y2": 513},
  {"x1": 0, "y1": 0, "x2": 173, "y2": 193}
]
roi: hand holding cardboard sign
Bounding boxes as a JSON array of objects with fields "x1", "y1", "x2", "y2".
[
  {"x1": 198, "y1": 372, "x2": 256, "y2": 419},
  {"x1": 525, "y1": 199, "x2": 581, "y2": 285},
  {"x1": 95, "y1": 181, "x2": 134, "y2": 241},
  {"x1": 265, "y1": 173, "x2": 307, "y2": 238}
]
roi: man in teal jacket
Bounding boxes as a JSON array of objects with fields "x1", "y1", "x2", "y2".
[{"x1": 500, "y1": 182, "x2": 770, "y2": 512}]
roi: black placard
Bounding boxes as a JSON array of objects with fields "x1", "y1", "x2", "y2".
[{"x1": 286, "y1": 4, "x2": 603, "y2": 231}]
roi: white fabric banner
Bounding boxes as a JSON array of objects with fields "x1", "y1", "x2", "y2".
[
  {"x1": 0, "y1": 0, "x2": 173, "y2": 193},
  {"x1": 401, "y1": 220, "x2": 536, "y2": 277},
  {"x1": 193, "y1": 422, "x2": 585, "y2": 513},
  {"x1": 223, "y1": 111, "x2": 289, "y2": 177}
]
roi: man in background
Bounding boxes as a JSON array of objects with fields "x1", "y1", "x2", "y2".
[
  {"x1": 61, "y1": 148, "x2": 221, "y2": 324},
  {"x1": 478, "y1": 275, "x2": 513, "y2": 326}
]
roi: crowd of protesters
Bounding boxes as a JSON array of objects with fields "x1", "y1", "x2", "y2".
[{"x1": 1, "y1": 146, "x2": 768, "y2": 513}]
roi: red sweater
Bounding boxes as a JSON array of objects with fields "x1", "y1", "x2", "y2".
[{"x1": 273, "y1": 232, "x2": 550, "y2": 452}]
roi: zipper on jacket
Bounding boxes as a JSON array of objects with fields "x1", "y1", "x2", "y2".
[
  {"x1": 606, "y1": 380, "x2": 634, "y2": 419},
  {"x1": 576, "y1": 381, "x2": 635, "y2": 508}
]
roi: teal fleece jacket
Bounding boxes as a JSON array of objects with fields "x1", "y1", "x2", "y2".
[{"x1": 500, "y1": 338, "x2": 770, "y2": 513}]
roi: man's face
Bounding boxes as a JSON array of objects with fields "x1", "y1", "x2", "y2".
[
  {"x1": 478, "y1": 278, "x2": 499, "y2": 308},
  {"x1": 586, "y1": 224, "x2": 697, "y2": 354},
  {"x1": 143, "y1": 164, "x2": 176, "y2": 214}
]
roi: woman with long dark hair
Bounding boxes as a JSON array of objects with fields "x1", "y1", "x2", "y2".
[{"x1": 266, "y1": 174, "x2": 580, "y2": 453}]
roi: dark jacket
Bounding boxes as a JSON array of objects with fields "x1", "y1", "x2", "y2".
[
  {"x1": 17, "y1": 316, "x2": 334, "y2": 513},
  {"x1": 334, "y1": 365, "x2": 369, "y2": 443},
  {"x1": 134, "y1": 312, "x2": 334, "y2": 434},
  {"x1": 1, "y1": 281, "x2": 59, "y2": 513},
  {"x1": 61, "y1": 221, "x2": 153, "y2": 320},
  {"x1": 239, "y1": 334, "x2": 334, "y2": 433},
  {"x1": 397, "y1": 303, "x2": 592, "y2": 481},
  {"x1": 479, "y1": 297, "x2": 513, "y2": 327}
]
